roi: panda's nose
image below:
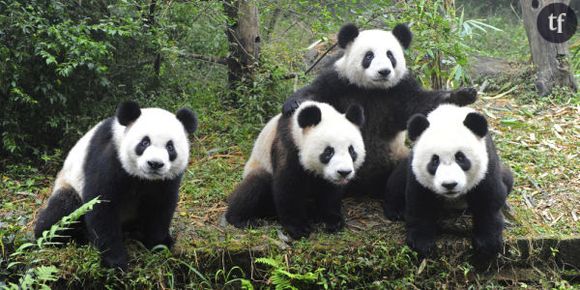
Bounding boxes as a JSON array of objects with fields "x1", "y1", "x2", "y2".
[
  {"x1": 148, "y1": 160, "x2": 165, "y2": 170},
  {"x1": 378, "y1": 69, "x2": 391, "y2": 77},
  {"x1": 337, "y1": 170, "x2": 352, "y2": 178},
  {"x1": 442, "y1": 182, "x2": 457, "y2": 190}
]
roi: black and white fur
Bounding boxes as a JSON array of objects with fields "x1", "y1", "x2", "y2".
[
  {"x1": 282, "y1": 23, "x2": 477, "y2": 197},
  {"x1": 226, "y1": 101, "x2": 365, "y2": 239},
  {"x1": 34, "y1": 101, "x2": 197, "y2": 270},
  {"x1": 384, "y1": 104, "x2": 513, "y2": 264}
]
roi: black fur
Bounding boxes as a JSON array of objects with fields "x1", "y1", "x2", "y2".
[
  {"x1": 345, "y1": 104, "x2": 365, "y2": 127},
  {"x1": 464, "y1": 112, "x2": 488, "y2": 138},
  {"x1": 116, "y1": 101, "x2": 141, "y2": 126},
  {"x1": 407, "y1": 114, "x2": 430, "y2": 142},
  {"x1": 392, "y1": 23, "x2": 412, "y2": 49},
  {"x1": 282, "y1": 68, "x2": 477, "y2": 197},
  {"x1": 297, "y1": 105, "x2": 322, "y2": 128},
  {"x1": 176, "y1": 108, "x2": 198, "y2": 134},
  {"x1": 226, "y1": 114, "x2": 350, "y2": 239},
  {"x1": 384, "y1": 134, "x2": 513, "y2": 267},
  {"x1": 338, "y1": 23, "x2": 359, "y2": 48},
  {"x1": 34, "y1": 114, "x2": 190, "y2": 270}
]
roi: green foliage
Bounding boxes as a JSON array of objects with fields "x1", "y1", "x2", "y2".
[
  {"x1": 387, "y1": 0, "x2": 481, "y2": 89},
  {"x1": 0, "y1": 0, "x2": 158, "y2": 159},
  {"x1": 255, "y1": 257, "x2": 328, "y2": 290}
]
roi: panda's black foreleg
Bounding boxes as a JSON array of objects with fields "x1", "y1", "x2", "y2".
[
  {"x1": 501, "y1": 163, "x2": 514, "y2": 196},
  {"x1": 383, "y1": 158, "x2": 409, "y2": 221},
  {"x1": 226, "y1": 169, "x2": 275, "y2": 228},
  {"x1": 272, "y1": 173, "x2": 311, "y2": 239},
  {"x1": 405, "y1": 182, "x2": 439, "y2": 258},
  {"x1": 34, "y1": 187, "x2": 85, "y2": 244},
  {"x1": 315, "y1": 186, "x2": 345, "y2": 233},
  {"x1": 84, "y1": 197, "x2": 127, "y2": 270},
  {"x1": 138, "y1": 179, "x2": 180, "y2": 249},
  {"x1": 468, "y1": 187, "x2": 506, "y2": 268}
]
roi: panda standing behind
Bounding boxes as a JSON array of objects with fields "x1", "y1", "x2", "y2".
[
  {"x1": 226, "y1": 101, "x2": 366, "y2": 239},
  {"x1": 283, "y1": 23, "x2": 477, "y2": 197},
  {"x1": 384, "y1": 104, "x2": 513, "y2": 265},
  {"x1": 34, "y1": 101, "x2": 197, "y2": 270}
]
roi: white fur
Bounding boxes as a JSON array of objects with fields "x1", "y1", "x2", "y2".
[
  {"x1": 335, "y1": 29, "x2": 408, "y2": 90},
  {"x1": 411, "y1": 104, "x2": 488, "y2": 198},
  {"x1": 53, "y1": 122, "x2": 102, "y2": 198},
  {"x1": 113, "y1": 108, "x2": 190, "y2": 181},
  {"x1": 243, "y1": 115, "x2": 279, "y2": 177},
  {"x1": 291, "y1": 101, "x2": 366, "y2": 185}
]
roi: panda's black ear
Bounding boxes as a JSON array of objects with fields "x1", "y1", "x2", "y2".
[
  {"x1": 392, "y1": 23, "x2": 412, "y2": 49},
  {"x1": 298, "y1": 105, "x2": 322, "y2": 128},
  {"x1": 407, "y1": 114, "x2": 429, "y2": 142},
  {"x1": 338, "y1": 23, "x2": 359, "y2": 49},
  {"x1": 346, "y1": 104, "x2": 365, "y2": 127},
  {"x1": 176, "y1": 108, "x2": 198, "y2": 134},
  {"x1": 116, "y1": 101, "x2": 141, "y2": 126},
  {"x1": 463, "y1": 112, "x2": 488, "y2": 138}
]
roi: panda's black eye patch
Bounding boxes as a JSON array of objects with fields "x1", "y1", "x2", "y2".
[
  {"x1": 362, "y1": 51, "x2": 374, "y2": 69},
  {"x1": 455, "y1": 151, "x2": 471, "y2": 171},
  {"x1": 387, "y1": 50, "x2": 396, "y2": 68},
  {"x1": 135, "y1": 136, "x2": 150, "y2": 156},
  {"x1": 166, "y1": 140, "x2": 177, "y2": 161},
  {"x1": 348, "y1": 145, "x2": 357, "y2": 161},
  {"x1": 319, "y1": 146, "x2": 335, "y2": 164},
  {"x1": 427, "y1": 154, "x2": 439, "y2": 175}
]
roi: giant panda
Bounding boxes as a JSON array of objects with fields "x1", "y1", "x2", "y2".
[
  {"x1": 34, "y1": 101, "x2": 197, "y2": 270},
  {"x1": 226, "y1": 101, "x2": 366, "y2": 239},
  {"x1": 282, "y1": 23, "x2": 477, "y2": 197},
  {"x1": 384, "y1": 104, "x2": 513, "y2": 264}
]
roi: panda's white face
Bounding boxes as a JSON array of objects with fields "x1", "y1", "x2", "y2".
[
  {"x1": 291, "y1": 102, "x2": 366, "y2": 185},
  {"x1": 115, "y1": 108, "x2": 190, "y2": 180},
  {"x1": 411, "y1": 105, "x2": 488, "y2": 198},
  {"x1": 335, "y1": 30, "x2": 407, "y2": 90}
]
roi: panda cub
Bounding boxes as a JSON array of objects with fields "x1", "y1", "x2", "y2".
[
  {"x1": 226, "y1": 101, "x2": 365, "y2": 239},
  {"x1": 34, "y1": 101, "x2": 197, "y2": 270},
  {"x1": 282, "y1": 23, "x2": 477, "y2": 197},
  {"x1": 384, "y1": 104, "x2": 513, "y2": 263}
]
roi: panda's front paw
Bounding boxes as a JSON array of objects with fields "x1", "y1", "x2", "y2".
[
  {"x1": 472, "y1": 235, "x2": 503, "y2": 268},
  {"x1": 406, "y1": 233, "x2": 436, "y2": 259},
  {"x1": 282, "y1": 99, "x2": 301, "y2": 117},
  {"x1": 383, "y1": 204, "x2": 405, "y2": 221},
  {"x1": 450, "y1": 87, "x2": 477, "y2": 106},
  {"x1": 101, "y1": 252, "x2": 128, "y2": 271},
  {"x1": 283, "y1": 223, "x2": 312, "y2": 240},
  {"x1": 324, "y1": 216, "x2": 345, "y2": 233}
]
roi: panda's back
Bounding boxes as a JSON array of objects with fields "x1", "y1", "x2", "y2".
[
  {"x1": 243, "y1": 114, "x2": 281, "y2": 177},
  {"x1": 53, "y1": 118, "x2": 112, "y2": 199}
]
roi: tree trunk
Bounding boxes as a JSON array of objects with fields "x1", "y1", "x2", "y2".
[
  {"x1": 224, "y1": 0, "x2": 260, "y2": 105},
  {"x1": 520, "y1": 0, "x2": 577, "y2": 96}
]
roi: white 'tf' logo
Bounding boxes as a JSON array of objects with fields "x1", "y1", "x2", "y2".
[{"x1": 548, "y1": 13, "x2": 567, "y2": 33}]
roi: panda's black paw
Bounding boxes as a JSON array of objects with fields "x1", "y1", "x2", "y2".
[
  {"x1": 383, "y1": 205, "x2": 405, "y2": 221},
  {"x1": 102, "y1": 253, "x2": 128, "y2": 271},
  {"x1": 282, "y1": 99, "x2": 301, "y2": 117},
  {"x1": 284, "y1": 224, "x2": 312, "y2": 240},
  {"x1": 324, "y1": 217, "x2": 345, "y2": 233},
  {"x1": 406, "y1": 235, "x2": 436, "y2": 259},
  {"x1": 450, "y1": 87, "x2": 477, "y2": 106},
  {"x1": 471, "y1": 236, "x2": 502, "y2": 270}
]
